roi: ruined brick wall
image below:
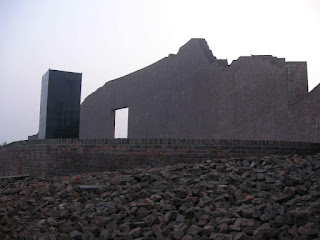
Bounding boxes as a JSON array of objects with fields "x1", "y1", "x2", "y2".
[
  {"x1": 288, "y1": 85, "x2": 320, "y2": 142},
  {"x1": 287, "y1": 62, "x2": 308, "y2": 106},
  {"x1": 0, "y1": 139, "x2": 319, "y2": 177},
  {"x1": 80, "y1": 38, "x2": 317, "y2": 142}
]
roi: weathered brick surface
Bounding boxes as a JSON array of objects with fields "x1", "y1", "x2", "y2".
[
  {"x1": 80, "y1": 38, "x2": 320, "y2": 143},
  {"x1": 0, "y1": 139, "x2": 319, "y2": 177},
  {"x1": 289, "y1": 85, "x2": 320, "y2": 142}
]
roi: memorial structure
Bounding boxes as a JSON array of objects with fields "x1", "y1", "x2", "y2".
[
  {"x1": 5, "y1": 38, "x2": 320, "y2": 177},
  {"x1": 38, "y1": 69, "x2": 82, "y2": 139},
  {"x1": 80, "y1": 38, "x2": 320, "y2": 142}
]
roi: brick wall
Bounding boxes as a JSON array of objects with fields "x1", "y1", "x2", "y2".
[
  {"x1": 287, "y1": 62, "x2": 308, "y2": 106},
  {"x1": 0, "y1": 139, "x2": 319, "y2": 177},
  {"x1": 79, "y1": 39, "x2": 315, "y2": 142},
  {"x1": 288, "y1": 84, "x2": 320, "y2": 142}
]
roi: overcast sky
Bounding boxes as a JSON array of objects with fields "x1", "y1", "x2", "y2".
[{"x1": 0, "y1": 0, "x2": 320, "y2": 144}]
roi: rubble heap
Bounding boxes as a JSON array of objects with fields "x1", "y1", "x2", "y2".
[{"x1": 1, "y1": 154, "x2": 320, "y2": 239}]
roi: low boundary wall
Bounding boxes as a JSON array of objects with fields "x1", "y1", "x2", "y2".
[{"x1": 0, "y1": 138, "x2": 320, "y2": 177}]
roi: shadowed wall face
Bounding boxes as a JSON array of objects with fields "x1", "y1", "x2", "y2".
[{"x1": 39, "y1": 69, "x2": 82, "y2": 139}]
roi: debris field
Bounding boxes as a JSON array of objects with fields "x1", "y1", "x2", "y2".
[{"x1": 1, "y1": 154, "x2": 320, "y2": 239}]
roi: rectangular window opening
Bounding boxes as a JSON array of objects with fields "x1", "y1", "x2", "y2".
[{"x1": 114, "y1": 107, "x2": 129, "y2": 138}]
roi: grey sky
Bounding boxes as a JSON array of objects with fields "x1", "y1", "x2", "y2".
[{"x1": 1, "y1": 0, "x2": 320, "y2": 144}]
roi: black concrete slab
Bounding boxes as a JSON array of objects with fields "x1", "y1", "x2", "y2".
[{"x1": 39, "y1": 69, "x2": 82, "y2": 139}]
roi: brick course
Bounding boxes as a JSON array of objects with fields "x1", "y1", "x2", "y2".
[{"x1": 1, "y1": 138, "x2": 319, "y2": 177}]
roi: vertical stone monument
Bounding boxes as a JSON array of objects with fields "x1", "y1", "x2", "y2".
[{"x1": 38, "y1": 69, "x2": 82, "y2": 139}]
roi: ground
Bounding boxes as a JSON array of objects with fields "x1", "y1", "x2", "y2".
[{"x1": 1, "y1": 154, "x2": 320, "y2": 239}]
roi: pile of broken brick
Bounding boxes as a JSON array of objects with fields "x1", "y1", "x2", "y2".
[{"x1": 1, "y1": 154, "x2": 320, "y2": 239}]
